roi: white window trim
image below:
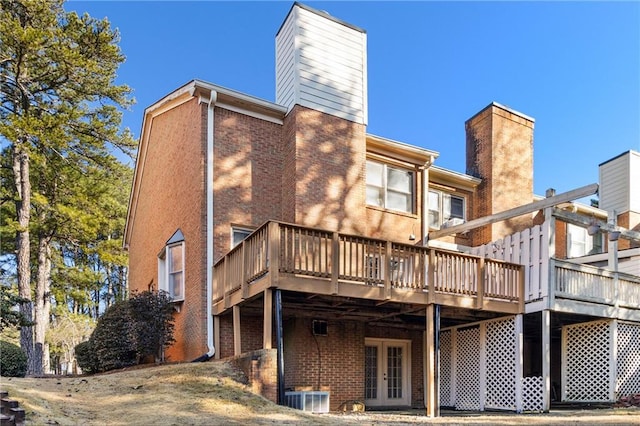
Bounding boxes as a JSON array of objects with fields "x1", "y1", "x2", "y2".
[
  {"x1": 428, "y1": 189, "x2": 466, "y2": 230},
  {"x1": 366, "y1": 160, "x2": 415, "y2": 214},
  {"x1": 567, "y1": 223, "x2": 603, "y2": 258},
  {"x1": 231, "y1": 226, "x2": 254, "y2": 248},
  {"x1": 158, "y1": 240, "x2": 185, "y2": 302}
]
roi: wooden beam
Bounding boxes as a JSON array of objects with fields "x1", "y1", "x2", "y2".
[
  {"x1": 428, "y1": 183, "x2": 598, "y2": 240},
  {"x1": 425, "y1": 304, "x2": 438, "y2": 417},
  {"x1": 552, "y1": 208, "x2": 640, "y2": 242}
]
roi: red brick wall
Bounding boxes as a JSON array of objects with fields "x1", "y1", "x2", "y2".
[
  {"x1": 218, "y1": 313, "x2": 267, "y2": 359},
  {"x1": 127, "y1": 98, "x2": 208, "y2": 361},
  {"x1": 282, "y1": 105, "x2": 367, "y2": 235},
  {"x1": 230, "y1": 349, "x2": 278, "y2": 403},
  {"x1": 466, "y1": 104, "x2": 534, "y2": 245},
  {"x1": 283, "y1": 317, "x2": 365, "y2": 411},
  {"x1": 213, "y1": 107, "x2": 283, "y2": 261}
]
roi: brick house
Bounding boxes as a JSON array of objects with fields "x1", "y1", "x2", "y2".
[{"x1": 125, "y1": 2, "x2": 640, "y2": 415}]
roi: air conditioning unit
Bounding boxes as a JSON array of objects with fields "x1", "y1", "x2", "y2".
[
  {"x1": 285, "y1": 391, "x2": 330, "y2": 413},
  {"x1": 443, "y1": 217, "x2": 465, "y2": 228}
]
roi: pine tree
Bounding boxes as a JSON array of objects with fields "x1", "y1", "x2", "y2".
[{"x1": 0, "y1": 0, "x2": 135, "y2": 374}]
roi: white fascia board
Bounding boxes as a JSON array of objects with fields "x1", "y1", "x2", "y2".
[
  {"x1": 367, "y1": 133, "x2": 440, "y2": 165},
  {"x1": 430, "y1": 165, "x2": 482, "y2": 189}
]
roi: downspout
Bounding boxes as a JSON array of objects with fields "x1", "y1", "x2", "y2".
[
  {"x1": 205, "y1": 89, "x2": 217, "y2": 359},
  {"x1": 193, "y1": 87, "x2": 217, "y2": 362}
]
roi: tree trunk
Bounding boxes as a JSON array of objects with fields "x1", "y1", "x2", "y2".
[
  {"x1": 35, "y1": 235, "x2": 52, "y2": 375},
  {"x1": 12, "y1": 144, "x2": 37, "y2": 375}
]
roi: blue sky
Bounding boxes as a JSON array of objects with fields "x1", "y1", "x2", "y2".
[{"x1": 67, "y1": 1, "x2": 639, "y2": 200}]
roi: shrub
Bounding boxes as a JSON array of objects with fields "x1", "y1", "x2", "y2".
[
  {"x1": 74, "y1": 340, "x2": 99, "y2": 374},
  {"x1": 91, "y1": 301, "x2": 137, "y2": 372},
  {"x1": 129, "y1": 290, "x2": 175, "y2": 362},
  {"x1": 78, "y1": 291, "x2": 176, "y2": 373},
  {"x1": 0, "y1": 340, "x2": 27, "y2": 377}
]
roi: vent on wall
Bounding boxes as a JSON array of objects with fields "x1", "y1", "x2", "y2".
[{"x1": 312, "y1": 320, "x2": 328, "y2": 336}]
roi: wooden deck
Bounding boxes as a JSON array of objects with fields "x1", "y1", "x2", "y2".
[
  {"x1": 212, "y1": 221, "x2": 525, "y2": 315},
  {"x1": 550, "y1": 259, "x2": 640, "y2": 320}
]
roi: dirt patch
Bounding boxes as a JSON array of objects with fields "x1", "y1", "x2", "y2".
[{"x1": 1, "y1": 361, "x2": 639, "y2": 425}]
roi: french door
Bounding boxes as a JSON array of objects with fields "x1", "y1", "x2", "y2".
[{"x1": 364, "y1": 338, "x2": 411, "y2": 407}]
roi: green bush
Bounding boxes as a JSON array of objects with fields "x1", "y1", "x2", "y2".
[
  {"x1": 129, "y1": 290, "x2": 175, "y2": 362},
  {"x1": 0, "y1": 340, "x2": 27, "y2": 377},
  {"x1": 74, "y1": 340, "x2": 99, "y2": 374},
  {"x1": 91, "y1": 301, "x2": 137, "y2": 372},
  {"x1": 77, "y1": 291, "x2": 176, "y2": 373}
]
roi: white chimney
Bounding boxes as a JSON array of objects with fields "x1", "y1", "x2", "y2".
[{"x1": 275, "y1": 3, "x2": 368, "y2": 125}]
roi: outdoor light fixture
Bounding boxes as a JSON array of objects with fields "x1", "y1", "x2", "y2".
[
  {"x1": 608, "y1": 231, "x2": 621, "y2": 242},
  {"x1": 587, "y1": 222, "x2": 601, "y2": 236}
]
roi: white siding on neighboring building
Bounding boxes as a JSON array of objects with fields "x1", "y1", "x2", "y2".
[
  {"x1": 599, "y1": 150, "x2": 639, "y2": 214},
  {"x1": 275, "y1": 3, "x2": 368, "y2": 124}
]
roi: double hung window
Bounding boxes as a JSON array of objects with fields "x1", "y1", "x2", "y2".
[
  {"x1": 567, "y1": 224, "x2": 603, "y2": 257},
  {"x1": 158, "y1": 230, "x2": 185, "y2": 301},
  {"x1": 428, "y1": 189, "x2": 465, "y2": 230},
  {"x1": 366, "y1": 160, "x2": 414, "y2": 214}
]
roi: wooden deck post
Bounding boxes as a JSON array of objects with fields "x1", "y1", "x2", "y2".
[
  {"x1": 241, "y1": 241, "x2": 248, "y2": 299},
  {"x1": 263, "y1": 288, "x2": 273, "y2": 349},
  {"x1": 269, "y1": 222, "x2": 281, "y2": 287},
  {"x1": 427, "y1": 250, "x2": 436, "y2": 304},
  {"x1": 384, "y1": 241, "x2": 392, "y2": 299},
  {"x1": 425, "y1": 304, "x2": 439, "y2": 417},
  {"x1": 331, "y1": 232, "x2": 339, "y2": 295},
  {"x1": 233, "y1": 305, "x2": 241, "y2": 356},
  {"x1": 476, "y1": 257, "x2": 485, "y2": 309}
]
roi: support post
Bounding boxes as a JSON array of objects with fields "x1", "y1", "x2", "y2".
[
  {"x1": 425, "y1": 304, "x2": 439, "y2": 417},
  {"x1": 269, "y1": 222, "x2": 281, "y2": 287},
  {"x1": 275, "y1": 289, "x2": 285, "y2": 405},
  {"x1": 476, "y1": 257, "x2": 485, "y2": 309},
  {"x1": 515, "y1": 314, "x2": 523, "y2": 413},
  {"x1": 233, "y1": 305, "x2": 241, "y2": 356},
  {"x1": 331, "y1": 232, "x2": 339, "y2": 295},
  {"x1": 384, "y1": 240, "x2": 392, "y2": 299},
  {"x1": 263, "y1": 289, "x2": 273, "y2": 349},
  {"x1": 427, "y1": 250, "x2": 436, "y2": 303},
  {"x1": 542, "y1": 310, "x2": 551, "y2": 412},
  {"x1": 213, "y1": 315, "x2": 221, "y2": 360}
]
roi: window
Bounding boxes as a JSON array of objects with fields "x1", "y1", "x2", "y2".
[
  {"x1": 567, "y1": 224, "x2": 603, "y2": 258},
  {"x1": 428, "y1": 189, "x2": 465, "y2": 230},
  {"x1": 158, "y1": 230, "x2": 185, "y2": 302},
  {"x1": 366, "y1": 160, "x2": 414, "y2": 213},
  {"x1": 231, "y1": 227, "x2": 253, "y2": 248}
]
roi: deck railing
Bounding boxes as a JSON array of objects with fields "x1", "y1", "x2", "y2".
[
  {"x1": 213, "y1": 221, "x2": 524, "y2": 309},
  {"x1": 553, "y1": 259, "x2": 640, "y2": 307}
]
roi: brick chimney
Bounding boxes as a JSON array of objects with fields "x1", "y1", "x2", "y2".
[
  {"x1": 466, "y1": 102, "x2": 535, "y2": 245},
  {"x1": 276, "y1": 3, "x2": 367, "y2": 233}
]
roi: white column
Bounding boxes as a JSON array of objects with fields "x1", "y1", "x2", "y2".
[
  {"x1": 515, "y1": 314, "x2": 523, "y2": 413},
  {"x1": 542, "y1": 310, "x2": 551, "y2": 412}
]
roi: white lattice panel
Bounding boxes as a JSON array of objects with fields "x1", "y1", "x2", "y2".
[
  {"x1": 485, "y1": 317, "x2": 517, "y2": 410},
  {"x1": 563, "y1": 320, "x2": 612, "y2": 402},
  {"x1": 439, "y1": 330, "x2": 452, "y2": 407},
  {"x1": 521, "y1": 376, "x2": 543, "y2": 412},
  {"x1": 456, "y1": 327, "x2": 481, "y2": 410},
  {"x1": 617, "y1": 322, "x2": 640, "y2": 398}
]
